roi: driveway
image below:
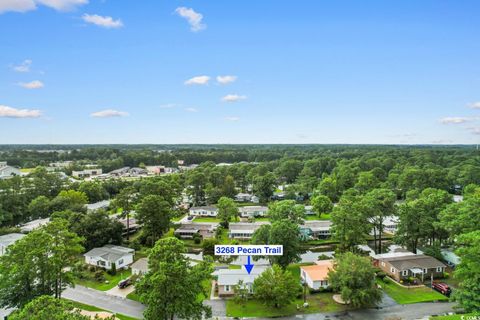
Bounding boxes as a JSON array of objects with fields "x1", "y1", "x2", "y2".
[
  {"x1": 204, "y1": 299, "x2": 227, "y2": 317},
  {"x1": 63, "y1": 285, "x2": 145, "y2": 319}
]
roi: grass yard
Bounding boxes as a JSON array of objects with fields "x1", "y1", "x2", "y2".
[
  {"x1": 171, "y1": 214, "x2": 187, "y2": 222},
  {"x1": 67, "y1": 300, "x2": 140, "y2": 320},
  {"x1": 286, "y1": 262, "x2": 314, "y2": 280},
  {"x1": 226, "y1": 292, "x2": 348, "y2": 317},
  {"x1": 377, "y1": 278, "x2": 448, "y2": 304},
  {"x1": 126, "y1": 291, "x2": 141, "y2": 302},
  {"x1": 76, "y1": 269, "x2": 132, "y2": 291},
  {"x1": 431, "y1": 314, "x2": 480, "y2": 320},
  {"x1": 193, "y1": 217, "x2": 221, "y2": 223}
]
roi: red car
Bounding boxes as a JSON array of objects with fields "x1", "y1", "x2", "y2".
[{"x1": 432, "y1": 282, "x2": 451, "y2": 296}]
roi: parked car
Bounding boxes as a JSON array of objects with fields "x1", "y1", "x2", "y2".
[
  {"x1": 118, "y1": 278, "x2": 132, "y2": 289},
  {"x1": 432, "y1": 282, "x2": 451, "y2": 296},
  {"x1": 187, "y1": 215, "x2": 194, "y2": 220}
]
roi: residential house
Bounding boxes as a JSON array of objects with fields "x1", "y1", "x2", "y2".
[
  {"x1": 20, "y1": 218, "x2": 50, "y2": 232},
  {"x1": 131, "y1": 258, "x2": 149, "y2": 276},
  {"x1": 383, "y1": 216, "x2": 400, "y2": 234},
  {"x1": 86, "y1": 200, "x2": 111, "y2": 212},
  {"x1": 300, "y1": 220, "x2": 332, "y2": 240},
  {"x1": 441, "y1": 249, "x2": 461, "y2": 268},
  {"x1": 304, "y1": 205, "x2": 315, "y2": 215},
  {"x1": 214, "y1": 266, "x2": 268, "y2": 297},
  {"x1": 300, "y1": 260, "x2": 334, "y2": 290},
  {"x1": 72, "y1": 168, "x2": 102, "y2": 178},
  {"x1": 239, "y1": 206, "x2": 268, "y2": 218},
  {"x1": 174, "y1": 223, "x2": 218, "y2": 239},
  {"x1": 189, "y1": 206, "x2": 218, "y2": 217},
  {"x1": 228, "y1": 222, "x2": 270, "y2": 240},
  {"x1": 84, "y1": 245, "x2": 135, "y2": 270},
  {"x1": 377, "y1": 253, "x2": 446, "y2": 282},
  {"x1": 235, "y1": 193, "x2": 259, "y2": 203},
  {"x1": 109, "y1": 167, "x2": 148, "y2": 177},
  {"x1": 0, "y1": 162, "x2": 21, "y2": 179},
  {"x1": 0, "y1": 233, "x2": 25, "y2": 256}
]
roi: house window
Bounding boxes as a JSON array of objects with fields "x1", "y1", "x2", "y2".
[
  {"x1": 118, "y1": 259, "x2": 124, "y2": 265},
  {"x1": 402, "y1": 270, "x2": 408, "y2": 276},
  {"x1": 225, "y1": 285, "x2": 230, "y2": 292},
  {"x1": 423, "y1": 268, "x2": 427, "y2": 274},
  {"x1": 390, "y1": 267, "x2": 395, "y2": 273},
  {"x1": 97, "y1": 261, "x2": 106, "y2": 267},
  {"x1": 436, "y1": 267, "x2": 442, "y2": 272}
]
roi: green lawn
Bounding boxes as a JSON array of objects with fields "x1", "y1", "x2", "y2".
[
  {"x1": 226, "y1": 292, "x2": 348, "y2": 317},
  {"x1": 377, "y1": 278, "x2": 448, "y2": 304},
  {"x1": 286, "y1": 262, "x2": 314, "y2": 280},
  {"x1": 193, "y1": 217, "x2": 221, "y2": 222},
  {"x1": 126, "y1": 291, "x2": 141, "y2": 302},
  {"x1": 76, "y1": 269, "x2": 132, "y2": 291},
  {"x1": 67, "y1": 300, "x2": 140, "y2": 320},
  {"x1": 431, "y1": 314, "x2": 480, "y2": 320},
  {"x1": 171, "y1": 214, "x2": 187, "y2": 222}
]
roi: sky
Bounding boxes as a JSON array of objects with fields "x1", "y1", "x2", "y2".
[{"x1": 1, "y1": 0, "x2": 480, "y2": 144}]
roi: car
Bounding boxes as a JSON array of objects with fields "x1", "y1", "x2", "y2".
[
  {"x1": 432, "y1": 282, "x2": 451, "y2": 296},
  {"x1": 187, "y1": 215, "x2": 194, "y2": 220},
  {"x1": 118, "y1": 278, "x2": 132, "y2": 289}
]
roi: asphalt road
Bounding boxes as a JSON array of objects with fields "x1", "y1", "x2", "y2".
[{"x1": 63, "y1": 285, "x2": 145, "y2": 319}]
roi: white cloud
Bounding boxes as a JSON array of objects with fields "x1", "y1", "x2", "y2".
[
  {"x1": 468, "y1": 102, "x2": 480, "y2": 109},
  {"x1": 0, "y1": 0, "x2": 87, "y2": 14},
  {"x1": 221, "y1": 94, "x2": 247, "y2": 103},
  {"x1": 0, "y1": 105, "x2": 42, "y2": 118},
  {"x1": 18, "y1": 80, "x2": 44, "y2": 89},
  {"x1": 216, "y1": 75, "x2": 237, "y2": 85},
  {"x1": 439, "y1": 117, "x2": 471, "y2": 124},
  {"x1": 91, "y1": 109, "x2": 129, "y2": 118},
  {"x1": 82, "y1": 14, "x2": 123, "y2": 28},
  {"x1": 159, "y1": 103, "x2": 178, "y2": 109},
  {"x1": 184, "y1": 75, "x2": 210, "y2": 85},
  {"x1": 12, "y1": 59, "x2": 32, "y2": 72},
  {"x1": 225, "y1": 116, "x2": 240, "y2": 121},
  {"x1": 175, "y1": 7, "x2": 206, "y2": 32},
  {"x1": 468, "y1": 127, "x2": 480, "y2": 135},
  {"x1": 185, "y1": 107, "x2": 198, "y2": 113}
]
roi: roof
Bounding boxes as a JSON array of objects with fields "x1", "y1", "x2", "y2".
[
  {"x1": 131, "y1": 258, "x2": 149, "y2": 273},
  {"x1": 0, "y1": 233, "x2": 25, "y2": 247},
  {"x1": 229, "y1": 222, "x2": 270, "y2": 232},
  {"x1": 20, "y1": 218, "x2": 50, "y2": 232},
  {"x1": 190, "y1": 206, "x2": 218, "y2": 211},
  {"x1": 86, "y1": 200, "x2": 111, "y2": 211},
  {"x1": 215, "y1": 266, "x2": 268, "y2": 285},
  {"x1": 381, "y1": 254, "x2": 446, "y2": 270},
  {"x1": 239, "y1": 206, "x2": 268, "y2": 213},
  {"x1": 301, "y1": 220, "x2": 332, "y2": 232},
  {"x1": 84, "y1": 245, "x2": 134, "y2": 263},
  {"x1": 301, "y1": 260, "x2": 334, "y2": 281}
]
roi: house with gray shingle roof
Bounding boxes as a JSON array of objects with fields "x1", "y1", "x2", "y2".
[
  {"x1": 0, "y1": 233, "x2": 25, "y2": 256},
  {"x1": 84, "y1": 245, "x2": 134, "y2": 270}
]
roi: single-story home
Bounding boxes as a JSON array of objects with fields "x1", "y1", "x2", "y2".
[
  {"x1": 239, "y1": 206, "x2": 268, "y2": 218},
  {"x1": 0, "y1": 162, "x2": 22, "y2": 180},
  {"x1": 0, "y1": 233, "x2": 25, "y2": 256},
  {"x1": 441, "y1": 248, "x2": 461, "y2": 268},
  {"x1": 234, "y1": 193, "x2": 260, "y2": 203},
  {"x1": 382, "y1": 216, "x2": 400, "y2": 234},
  {"x1": 304, "y1": 205, "x2": 315, "y2": 215},
  {"x1": 86, "y1": 200, "x2": 111, "y2": 212},
  {"x1": 174, "y1": 223, "x2": 218, "y2": 239},
  {"x1": 20, "y1": 218, "x2": 50, "y2": 233},
  {"x1": 189, "y1": 206, "x2": 218, "y2": 217},
  {"x1": 300, "y1": 220, "x2": 332, "y2": 239},
  {"x1": 131, "y1": 258, "x2": 149, "y2": 276},
  {"x1": 72, "y1": 169, "x2": 102, "y2": 178},
  {"x1": 214, "y1": 266, "x2": 268, "y2": 297},
  {"x1": 228, "y1": 222, "x2": 270, "y2": 240},
  {"x1": 377, "y1": 253, "x2": 446, "y2": 282},
  {"x1": 84, "y1": 245, "x2": 135, "y2": 270},
  {"x1": 300, "y1": 259, "x2": 334, "y2": 290}
]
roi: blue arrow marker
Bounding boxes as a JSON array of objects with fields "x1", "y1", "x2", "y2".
[{"x1": 244, "y1": 255, "x2": 254, "y2": 274}]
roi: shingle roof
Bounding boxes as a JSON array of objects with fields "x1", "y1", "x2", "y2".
[
  {"x1": 131, "y1": 258, "x2": 149, "y2": 273},
  {"x1": 382, "y1": 254, "x2": 446, "y2": 270},
  {"x1": 84, "y1": 245, "x2": 134, "y2": 263},
  {"x1": 215, "y1": 266, "x2": 268, "y2": 285},
  {"x1": 0, "y1": 233, "x2": 25, "y2": 248}
]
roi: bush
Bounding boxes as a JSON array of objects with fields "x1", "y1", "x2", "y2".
[
  {"x1": 94, "y1": 270, "x2": 105, "y2": 282},
  {"x1": 107, "y1": 263, "x2": 117, "y2": 276},
  {"x1": 192, "y1": 233, "x2": 202, "y2": 244},
  {"x1": 89, "y1": 265, "x2": 97, "y2": 273},
  {"x1": 376, "y1": 271, "x2": 387, "y2": 280}
]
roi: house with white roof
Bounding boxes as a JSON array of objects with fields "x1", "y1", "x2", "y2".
[
  {"x1": 20, "y1": 218, "x2": 50, "y2": 232},
  {"x1": 0, "y1": 233, "x2": 25, "y2": 256},
  {"x1": 238, "y1": 206, "x2": 268, "y2": 218},
  {"x1": 86, "y1": 200, "x2": 111, "y2": 212},
  {"x1": 84, "y1": 245, "x2": 134, "y2": 270},
  {"x1": 228, "y1": 222, "x2": 270, "y2": 240},
  {"x1": 131, "y1": 258, "x2": 149, "y2": 276},
  {"x1": 214, "y1": 266, "x2": 268, "y2": 297},
  {"x1": 235, "y1": 193, "x2": 259, "y2": 203},
  {"x1": 0, "y1": 162, "x2": 21, "y2": 180},
  {"x1": 189, "y1": 206, "x2": 218, "y2": 217}
]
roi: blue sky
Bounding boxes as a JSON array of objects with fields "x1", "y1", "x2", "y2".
[{"x1": 1, "y1": 0, "x2": 480, "y2": 144}]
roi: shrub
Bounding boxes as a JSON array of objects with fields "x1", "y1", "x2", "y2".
[
  {"x1": 376, "y1": 271, "x2": 387, "y2": 280},
  {"x1": 94, "y1": 270, "x2": 105, "y2": 282},
  {"x1": 192, "y1": 233, "x2": 202, "y2": 244},
  {"x1": 107, "y1": 263, "x2": 117, "y2": 276},
  {"x1": 89, "y1": 265, "x2": 97, "y2": 273}
]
